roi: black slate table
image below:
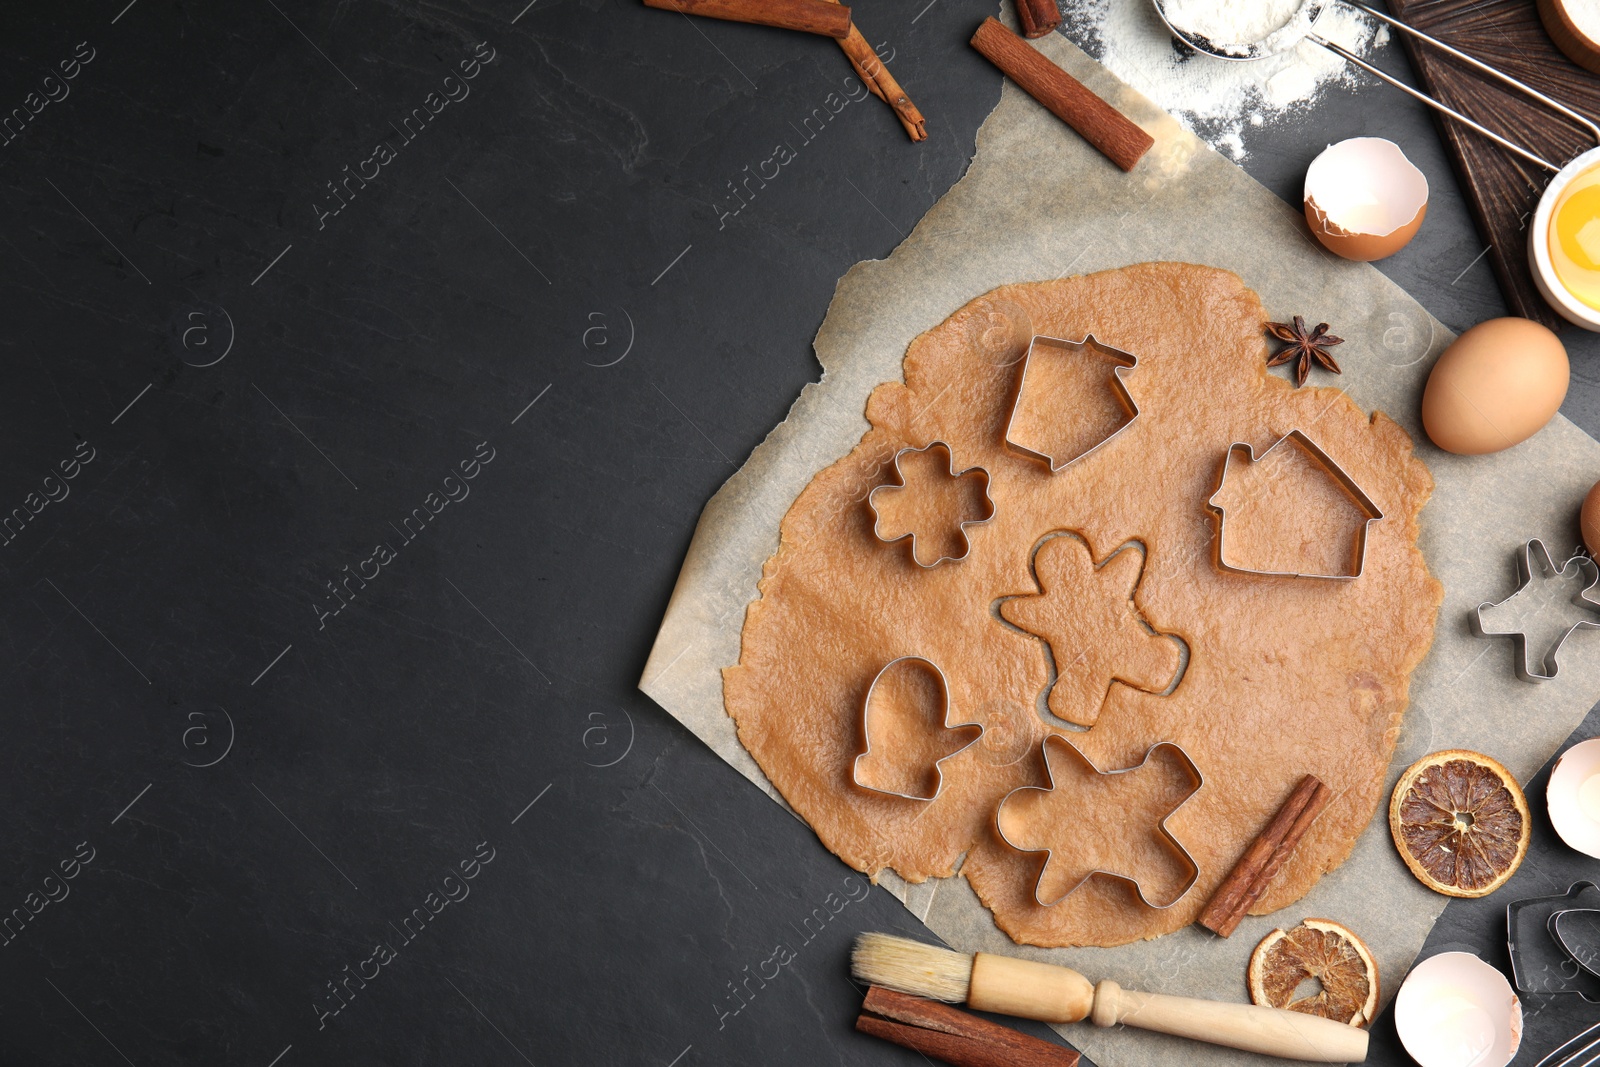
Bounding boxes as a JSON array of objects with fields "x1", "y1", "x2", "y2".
[{"x1": 4, "y1": 2, "x2": 1598, "y2": 1065}]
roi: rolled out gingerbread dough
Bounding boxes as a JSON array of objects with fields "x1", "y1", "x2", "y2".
[{"x1": 722, "y1": 263, "x2": 1441, "y2": 947}]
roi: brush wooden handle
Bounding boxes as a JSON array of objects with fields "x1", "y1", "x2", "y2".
[
  {"x1": 1090, "y1": 980, "x2": 1368, "y2": 1063},
  {"x1": 962, "y1": 949, "x2": 1365, "y2": 1061},
  {"x1": 967, "y1": 953, "x2": 1095, "y2": 1023}
]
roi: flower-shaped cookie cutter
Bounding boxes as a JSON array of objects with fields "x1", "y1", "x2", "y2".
[
  {"x1": 867, "y1": 442, "x2": 995, "y2": 568},
  {"x1": 1473, "y1": 538, "x2": 1600, "y2": 682},
  {"x1": 1205, "y1": 428, "x2": 1384, "y2": 580},
  {"x1": 853, "y1": 656, "x2": 983, "y2": 802},
  {"x1": 996, "y1": 735, "x2": 1204, "y2": 909},
  {"x1": 1004, "y1": 334, "x2": 1141, "y2": 472}
]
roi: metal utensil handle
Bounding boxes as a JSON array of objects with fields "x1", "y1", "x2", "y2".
[
  {"x1": 1342, "y1": 0, "x2": 1600, "y2": 146},
  {"x1": 1311, "y1": 34, "x2": 1561, "y2": 172}
]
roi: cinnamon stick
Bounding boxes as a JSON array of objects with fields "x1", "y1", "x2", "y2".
[
  {"x1": 1016, "y1": 0, "x2": 1062, "y2": 39},
  {"x1": 1198, "y1": 774, "x2": 1334, "y2": 938},
  {"x1": 643, "y1": 0, "x2": 852, "y2": 38},
  {"x1": 822, "y1": 7, "x2": 927, "y2": 141},
  {"x1": 858, "y1": 986, "x2": 1080, "y2": 1067},
  {"x1": 969, "y1": 17, "x2": 1152, "y2": 171}
]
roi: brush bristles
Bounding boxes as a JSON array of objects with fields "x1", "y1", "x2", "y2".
[{"x1": 851, "y1": 932, "x2": 973, "y2": 1004}]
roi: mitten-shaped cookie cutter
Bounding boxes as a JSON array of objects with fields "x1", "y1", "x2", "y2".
[
  {"x1": 1004, "y1": 334, "x2": 1141, "y2": 472},
  {"x1": 867, "y1": 442, "x2": 994, "y2": 568},
  {"x1": 1205, "y1": 428, "x2": 1384, "y2": 580},
  {"x1": 996, "y1": 735, "x2": 1203, "y2": 909},
  {"x1": 853, "y1": 656, "x2": 983, "y2": 801}
]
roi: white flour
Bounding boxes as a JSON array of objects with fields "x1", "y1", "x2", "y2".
[
  {"x1": 1062, "y1": 0, "x2": 1390, "y2": 159},
  {"x1": 1160, "y1": 0, "x2": 1302, "y2": 52},
  {"x1": 1568, "y1": 0, "x2": 1600, "y2": 44}
]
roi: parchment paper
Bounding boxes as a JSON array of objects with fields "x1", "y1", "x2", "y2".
[{"x1": 641, "y1": 27, "x2": 1600, "y2": 1067}]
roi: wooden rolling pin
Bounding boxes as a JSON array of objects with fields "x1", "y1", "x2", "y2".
[{"x1": 854, "y1": 933, "x2": 1368, "y2": 1063}]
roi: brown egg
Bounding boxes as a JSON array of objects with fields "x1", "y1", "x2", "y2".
[
  {"x1": 1583, "y1": 480, "x2": 1600, "y2": 556},
  {"x1": 1421, "y1": 318, "x2": 1569, "y2": 455},
  {"x1": 1304, "y1": 138, "x2": 1429, "y2": 262}
]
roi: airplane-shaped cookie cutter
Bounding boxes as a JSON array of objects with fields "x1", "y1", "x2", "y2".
[
  {"x1": 1205, "y1": 428, "x2": 1384, "y2": 580},
  {"x1": 867, "y1": 441, "x2": 994, "y2": 568},
  {"x1": 995, "y1": 735, "x2": 1204, "y2": 909},
  {"x1": 1473, "y1": 538, "x2": 1600, "y2": 682},
  {"x1": 1004, "y1": 334, "x2": 1141, "y2": 472},
  {"x1": 853, "y1": 656, "x2": 983, "y2": 802}
]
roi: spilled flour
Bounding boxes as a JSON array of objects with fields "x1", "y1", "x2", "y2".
[{"x1": 1061, "y1": 0, "x2": 1390, "y2": 159}]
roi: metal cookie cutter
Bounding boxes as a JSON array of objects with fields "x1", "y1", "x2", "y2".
[
  {"x1": 1473, "y1": 539, "x2": 1600, "y2": 683},
  {"x1": 1506, "y1": 882, "x2": 1600, "y2": 1000},
  {"x1": 1004, "y1": 334, "x2": 1140, "y2": 472},
  {"x1": 1205, "y1": 428, "x2": 1384, "y2": 580},
  {"x1": 1553, "y1": 909, "x2": 1600, "y2": 981},
  {"x1": 996, "y1": 735, "x2": 1203, "y2": 909},
  {"x1": 867, "y1": 442, "x2": 994, "y2": 568},
  {"x1": 853, "y1": 656, "x2": 983, "y2": 802}
]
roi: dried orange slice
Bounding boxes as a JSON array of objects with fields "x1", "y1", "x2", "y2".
[
  {"x1": 1389, "y1": 749, "x2": 1529, "y2": 898},
  {"x1": 1248, "y1": 919, "x2": 1379, "y2": 1027}
]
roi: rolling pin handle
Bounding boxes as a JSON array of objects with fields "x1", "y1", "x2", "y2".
[{"x1": 1089, "y1": 979, "x2": 1369, "y2": 1063}]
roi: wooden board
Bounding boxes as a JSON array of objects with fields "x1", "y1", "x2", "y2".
[{"x1": 1387, "y1": 0, "x2": 1597, "y2": 329}]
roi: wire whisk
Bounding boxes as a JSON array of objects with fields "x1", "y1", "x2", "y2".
[{"x1": 1532, "y1": 1019, "x2": 1600, "y2": 1067}]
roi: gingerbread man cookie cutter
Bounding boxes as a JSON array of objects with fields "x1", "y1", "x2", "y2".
[
  {"x1": 996, "y1": 735, "x2": 1203, "y2": 909},
  {"x1": 1473, "y1": 538, "x2": 1600, "y2": 682},
  {"x1": 1205, "y1": 428, "x2": 1384, "y2": 580},
  {"x1": 867, "y1": 442, "x2": 994, "y2": 568},
  {"x1": 1004, "y1": 334, "x2": 1141, "y2": 472},
  {"x1": 853, "y1": 656, "x2": 984, "y2": 802}
]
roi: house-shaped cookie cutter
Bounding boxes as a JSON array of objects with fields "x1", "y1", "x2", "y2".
[
  {"x1": 867, "y1": 442, "x2": 994, "y2": 568},
  {"x1": 1205, "y1": 429, "x2": 1384, "y2": 580},
  {"x1": 1004, "y1": 334, "x2": 1141, "y2": 472},
  {"x1": 1473, "y1": 538, "x2": 1600, "y2": 682},
  {"x1": 995, "y1": 735, "x2": 1203, "y2": 909},
  {"x1": 852, "y1": 656, "x2": 984, "y2": 802}
]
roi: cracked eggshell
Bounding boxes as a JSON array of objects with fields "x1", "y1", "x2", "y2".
[
  {"x1": 1304, "y1": 137, "x2": 1429, "y2": 261},
  {"x1": 1395, "y1": 952, "x2": 1521, "y2": 1067},
  {"x1": 1548, "y1": 738, "x2": 1600, "y2": 858}
]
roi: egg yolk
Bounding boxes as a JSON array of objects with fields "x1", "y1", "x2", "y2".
[{"x1": 1550, "y1": 166, "x2": 1600, "y2": 311}]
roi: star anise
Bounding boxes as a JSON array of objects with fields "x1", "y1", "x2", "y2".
[{"x1": 1266, "y1": 315, "x2": 1343, "y2": 387}]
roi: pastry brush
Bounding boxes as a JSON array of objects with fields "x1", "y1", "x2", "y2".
[{"x1": 852, "y1": 932, "x2": 1368, "y2": 1063}]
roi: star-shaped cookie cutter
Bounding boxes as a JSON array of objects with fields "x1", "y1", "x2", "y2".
[
  {"x1": 995, "y1": 736, "x2": 1204, "y2": 909},
  {"x1": 1205, "y1": 429, "x2": 1384, "y2": 580},
  {"x1": 1473, "y1": 538, "x2": 1600, "y2": 682},
  {"x1": 1004, "y1": 334, "x2": 1141, "y2": 472},
  {"x1": 853, "y1": 656, "x2": 983, "y2": 802},
  {"x1": 867, "y1": 442, "x2": 994, "y2": 568}
]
